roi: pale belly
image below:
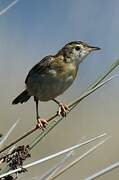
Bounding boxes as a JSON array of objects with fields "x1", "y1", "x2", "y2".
[{"x1": 26, "y1": 73, "x2": 74, "y2": 101}]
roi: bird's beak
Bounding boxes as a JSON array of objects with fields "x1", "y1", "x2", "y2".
[{"x1": 89, "y1": 46, "x2": 101, "y2": 51}]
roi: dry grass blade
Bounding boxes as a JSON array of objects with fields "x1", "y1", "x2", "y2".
[
  {"x1": 1, "y1": 58, "x2": 119, "y2": 177},
  {"x1": 0, "y1": 58, "x2": 118, "y2": 154},
  {"x1": 0, "y1": 75, "x2": 113, "y2": 155},
  {"x1": 30, "y1": 76, "x2": 114, "y2": 150},
  {"x1": 69, "y1": 75, "x2": 116, "y2": 108},
  {"x1": 39, "y1": 151, "x2": 73, "y2": 180},
  {"x1": 85, "y1": 161, "x2": 119, "y2": 180},
  {"x1": 50, "y1": 137, "x2": 109, "y2": 180},
  {"x1": 42, "y1": 137, "x2": 85, "y2": 180},
  {"x1": 0, "y1": 133, "x2": 106, "y2": 178},
  {"x1": 0, "y1": 0, "x2": 20, "y2": 16},
  {"x1": 88, "y1": 58, "x2": 119, "y2": 89},
  {"x1": 8, "y1": 145, "x2": 16, "y2": 154},
  {"x1": 0, "y1": 119, "x2": 20, "y2": 149}
]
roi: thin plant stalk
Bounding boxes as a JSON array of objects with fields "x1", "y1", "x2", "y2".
[
  {"x1": 39, "y1": 151, "x2": 73, "y2": 180},
  {"x1": 0, "y1": 119, "x2": 20, "y2": 149},
  {"x1": 0, "y1": 76, "x2": 113, "y2": 155},
  {"x1": 50, "y1": 138, "x2": 109, "y2": 180},
  {"x1": 30, "y1": 56, "x2": 119, "y2": 150},
  {"x1": 1, "y1": 58, "x2": 119, "y2": 176},
  {"x1": 85, "y1": 161, "x2": 119, "y2": 180},
  {"x1": 0, "y1": 0, "x2": 19, "y2": 16},
  {"x1": 0, "y1": 133, "x2": 106, "y2": 178},
  {"x1": 42, "y1": 137, "x2": 85, "y2": 180},
  {"x1": 88, "y1": 58, "x2": 119, "y2": 89},
  {"x1": 30, "y1": 76, "x2": 114, "y2": 150}
]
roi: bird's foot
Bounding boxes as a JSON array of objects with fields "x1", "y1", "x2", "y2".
[
  {"x1": 57, "y1": 103, "x2": 69, "y2": 117},
  {"x1": 36, "y1": 118, "x2": 48, "y2": 129}
]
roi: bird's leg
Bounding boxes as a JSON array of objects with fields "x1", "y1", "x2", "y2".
[
  {"x1": 34, "y1": 97, "x2": 48, "y2": 129},
  {"x1": 53, "y1": 99, "x2": 69, "y2": 117}
]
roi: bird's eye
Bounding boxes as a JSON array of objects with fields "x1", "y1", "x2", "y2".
[{"x1": 75, "y1": 46, "x2": 80, "y2": 51}]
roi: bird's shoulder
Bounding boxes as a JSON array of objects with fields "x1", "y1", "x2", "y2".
[
  {"x1": 25, "y1": 55, "x2": 54, "y2": 83},
  {"x1": 25, "y1": 55, "x2": 65, "y2": 83}
]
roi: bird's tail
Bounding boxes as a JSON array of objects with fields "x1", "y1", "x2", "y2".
[{"x1": 12, "y1": 90, "x2": 31, "y2": 104}]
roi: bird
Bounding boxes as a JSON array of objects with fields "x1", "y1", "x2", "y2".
[{"x1": 12, "y1": 41, "x2": 100, "y2": 129}]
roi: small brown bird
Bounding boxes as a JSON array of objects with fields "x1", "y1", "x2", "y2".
[{"x1": 12, "y1": 41, "x2": 100, "y2": 128}]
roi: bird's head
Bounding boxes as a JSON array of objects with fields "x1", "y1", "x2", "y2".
[{"x1": 58, "y1": 41, "x2": 101, "y2": 64}]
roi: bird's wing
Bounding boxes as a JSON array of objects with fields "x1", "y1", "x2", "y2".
[{"x1": 25, "y1": 55, "x2": 56, "y2": 84}]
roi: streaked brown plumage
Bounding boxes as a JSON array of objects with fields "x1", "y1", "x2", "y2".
[{"x1": 12, "y1": 41, "x2": 100, "y2": 128}]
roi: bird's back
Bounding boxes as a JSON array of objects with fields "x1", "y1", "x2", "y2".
[{"x1": 25, "y1": 55, "x2": 77, "y2": 101}]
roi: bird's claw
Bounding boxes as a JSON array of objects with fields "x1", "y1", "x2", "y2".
[
  {"x1": 36, "y1": 118, "x2": 48, "y2": 130},
  {"x1": 57, "y1": 103, "x2": 69, "y2": 117}
]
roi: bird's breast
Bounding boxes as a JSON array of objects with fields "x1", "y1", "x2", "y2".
[{"x1": 50, "y1": 62, "x2": 77, "y2": 80}]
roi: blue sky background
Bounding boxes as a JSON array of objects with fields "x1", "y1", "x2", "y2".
[
  {"x1": 0, "y1": 0, "x2": 119, "y2": 90},
  {"x1": 0, "y1": 0, "x2": 119, "y2": 179}
]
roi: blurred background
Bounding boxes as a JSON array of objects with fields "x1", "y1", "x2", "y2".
[{"x1": 0, "y1": 0, "x2": 119, "y2": 179}]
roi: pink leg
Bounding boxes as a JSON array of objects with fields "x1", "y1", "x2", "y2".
[
  {"x1": 34, "y1": 98, "x2": 48, "y2": 129},
  {"x1": 58, "y1": 103, "x2": 70, "y2": 117},
  {"x1": 53, "y1": 99, "x2": 70, "y2": 117},
  {"x1": 36, "y1": 118, "x2": 48, "y2": 129}
]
